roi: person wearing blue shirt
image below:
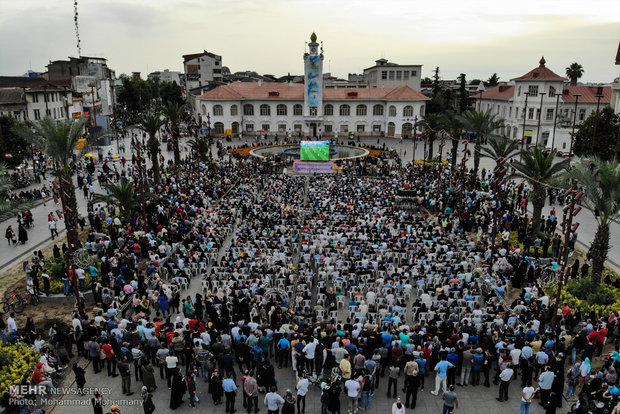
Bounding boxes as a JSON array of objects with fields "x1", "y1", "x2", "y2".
[
  {"x1": 537, "y1": 366, "x2": 555, "y2": 407},
  {"x1": 222, "y1": 373, "x2": 237, "y2": 413},
  {"x1": 431, "y1": 357, "x2": 454, "y2": 395},
  {"x1": 472, "y1": 349, "x2": 484, "y2": 386},
  {"x1": 277, "y1": 337, "x2": 290, "y2": 369},
  {"x1": 415, "y1": 354, "x2": 427, "y2": 390},
  {"x1": 381, "y1": 330, "x2": 393, "y2": 348},
  {"x1": 446, "y1": 349, "x2": 459, "y2": 387}
]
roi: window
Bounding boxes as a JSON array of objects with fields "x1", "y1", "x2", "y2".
[
  {"x1": 579, "y1": 109, "x2": 586, "y2": 121},
  {"x1": 536, "y1": 109, "x2": 540, "y2": 120},
  {"x1": 402, "y1": 106, "x2": 414, "y2": 117},
  {"x1": 294, "y1": 124, "x2": 302, "y2": 132},
  {"x1": 44, "y1": 93, "x2": 48, "y2": 102},
  {"x1": 245, "y1": 123, "x2": 254, "y2": 132},
  {"x1": 528, "y1": 85, "x2": 539, "y2": 97},
  {"x1": 381, "y1": 71, "x2": 387, "y2": 80},
  {"x1": 549, "y1": 86, "x2": 556, "y2": 98},
  {"x1": 32, "y1": 94, "x2": 38, "y2": 103},
  {"x1": 420, "y1": 105, "x2": 425, "y2": 116},
  {"x1": 215, "y1": 61, "x2": 220, "y2": 66},
  {"x1": 277, "y1": 104, "x2": 287, "y2": 116},
  {"x1": 45, "y1": 109, "x2": 51, "y2": 116},
  {"x1": 340, "y1": 124, "x2": 349, "y2": 132},
  {"x1": 34, "y1": 109, "x2": 40, "y2": 120},
  {"x1": 261, "y1": 124, "x2": 270, "y2": 131},
  {"x1": 309, "y1": 107, "x2": 317, "y2": 116},
  {"x1": 278, "y1": 124, "x2": 286, "y2": 132},
  {"x1": 202, "y1": 104, "x2": 207, "y2": 115},
  {"x1": 396, "y1": 71, "x2": 402, "y2": 80},
  {"x1": 213, "y1": 105, "x2": 223, "y2": 116},
  {"x1": 324, "y1": 124, "x2": 333, "y2": 133},
  {"x1": 213, "y1": 69, "x2": 222, "y2": 74},
  {"x1": 387, "y1": 122, "x2": 395, "y2": 136},
  {"x1": 260, "y1": 104, "x2": 270, "y2": 116},
  {"x1": 517, "y1": 86, "x2": 521, "y2": 97},
  {"x1": 356, "y1": 105, "x2": 367, "y2": 116},
  {"x1": 324, "y1": 104, "x2": 333, "y2": 116},
  {"x1": 230, "y1": 105, "x2": 238, "y2": 116},
  {"x1": 411, "y1": 70, "x2": 417, "y2": 76},
  {"x1": 403, "y1": 71, "x2": 409, "y2": 80},
  {"x1": 339, "y1": 105, "x2": 350, "y2": 116},
  {"x1": 214, "y1": 122, "x2": 224, "y2": 134},
  {"x1": 357, "y1": 124, "x2": 365, "y2": 133},
  {"x1": 388, "y1": 71, "x2": 395, "y2": 80},
  {"x1": 562, "y1": 142, "x2": 567, "y2": 149},
  {"x1": 373, "y1": 104, "x2": 384, "y2": 116},
  {"x1": 293, "y1": 104, "x2": 302, "y2": 116},
  {"x1": 545, "y1": 108, "x2": 554, "y2": 121},
  {"x1": 509, "y1": 107, "x2": 512, "y2": 118},
  {"x1": 243, "y1": 104, "x2": 254, "y2": 116},
  {"x1": 51, "y1": 93, "x2": 55, "y2": 102},
  {"x1": 528, "y1": 108, "x2": 535, "y2": 120}
]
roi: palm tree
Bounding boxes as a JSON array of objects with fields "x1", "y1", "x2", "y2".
[
  {"x1": 161, "y1": 101, "x2": 185, "y2": 166},
  {"x1": 90, "y1": 182, "x2": 139, "y2": 220},
  {"x1": 439, "y1": 111, "x2": 464, "y2": 170},
  {"x1": 481, "y1": 136, "x2": 520, "y2": 172},
  {"x1": 509, "y1": 148, "x2": 570, "y2": 238},
  {"x1": 136, "y1": 114, "x2": 166, "y2": 186},
  {"x1": 422, "y1": 113, "x2": 442, "y2": 161},
  {"x1": 565, "y1": 62, "x2": 584, "y2": 86},
  {"x1": 188, "y1": 136, "x2": 211, "y2": 161},
  {"x1": 459, "y1": 110, "x2": 505, "y2": 175},
  {"x1": 565, "y1": 159, "x2": 620, "y2": 285}
]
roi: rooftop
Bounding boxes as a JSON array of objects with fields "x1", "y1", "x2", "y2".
[
  {"x1": 471, "y1": 85, "x2": 515, "y2": 101},
  {"x1": 561, "y1": 85, "x2": 612, "y2": 103},
  {"x1": 510, "y1": 56, "x2": 566, "y2": 82},
  {"x1": 183, "y1": 50, "x2": 220, "y2": 63}
]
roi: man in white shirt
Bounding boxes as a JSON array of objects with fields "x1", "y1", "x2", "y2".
[
  {"x1": 345, "y1": 378, "x2": 361, "y2": 414},
  {"x1": 521, "y1": 383, "x2": 536, "y2": 414},
  {"x1": 7, "y1": 313, "x2": 17, "y2": 335},
  {"x1": 165, "y1": 355, "x2": 178, "y2": 388},
  {"x1": 296, "y1": 375, "x2": 309, "y2": 413},
  {"x1": 302, "y1": 340, "x2": 316, "y2": 376},
  {"x1": 497, "y1": 365, "x2": 514, "y2": 402}
]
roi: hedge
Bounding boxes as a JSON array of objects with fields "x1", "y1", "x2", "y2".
[
  {"x1": 0, "y1": 342, "x2": 40, "y2": 396},
  {"x1": 558, "y1": 269, "x2": 620, "y2": 316}
]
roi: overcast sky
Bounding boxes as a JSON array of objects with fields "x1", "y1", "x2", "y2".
[{"x1": 1, "y1": 0, "x2": 619, "y2": 83}]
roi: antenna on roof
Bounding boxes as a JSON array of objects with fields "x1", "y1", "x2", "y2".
[{"x1": 74, "y1": 0, "x2": 82, "y2": 56}]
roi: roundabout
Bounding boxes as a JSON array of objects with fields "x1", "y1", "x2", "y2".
[{"x1": 248, "y1": 143, "x2": 369, "y2": 160}]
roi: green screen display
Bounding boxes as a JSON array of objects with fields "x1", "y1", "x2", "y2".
[{"x1": 300, "y1": 141, "x2": 330, "y2": 161}]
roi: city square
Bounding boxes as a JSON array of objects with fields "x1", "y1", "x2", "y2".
[{"x1": 1, "y1": 2, "x2": 620, "y2": 414}]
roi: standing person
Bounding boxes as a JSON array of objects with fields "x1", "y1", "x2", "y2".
[
  {"x1": 141, "y1": 360, "x2": 156, "y2": 392},
  {"x1": 118, "y1": 355, "x2": 133, "y2": 396},
  {"x1": 165, "y1": 352, "x2": 179, "y2": 388},
  {"x1": 73, "y1": 362, "x2": 86, "y2": 394},
  {"x1": 345, "y1": 375, "x2": 361, "y2": 414},
  {"x1": 49, "y1": 218, "x2": 58, "y2": 240},
  {"x1": 141, "y1": 386, "x2": 156, "y2": 414},
  {"x1": 281, "y1": 390, "x2": 296, "y2": 414},
  {"x1": 169, "y1": 369, "x2": 187, "y2": 409},
  {"x1": 404, "y1": 369, "x2": 420, "y2": 409},
  {"x1": 441, "y1": 385, "x2": 458, "y2": 414},
  {"x1": 209, "y1": 369, "x2": 224, "y2": 406},
  {"x1": 361, "y1": 369, "x2": 373, "y2": 411},
  {"x1": 520, "y1": 382, "x2": 536, "y2": 414},
  {"x1": 538, "y1": 365, "x2": 555, "y2": 407},
  {"x1": 187, "y1": 370, "x2": 197, "y2": 408},
  {"x1": 431, "y1": 357, "x2": 454, "y2": 396},
  {"x1": 497, "y1": 364, "x2": 514, "y2": 402},
  {"x1": 244, "y1": 370, "x2": 259, "y2": 414},
  {"x1": 91, "y1": 392, "x2": 105, "y2": 414},
  {"x1": 102, "y1": 340, "x2": 117, "y2": 377},
  {"x1": 223, "y1": 372, "x2": 238, "y2": 414},
  {"x1": 296, "y1": 374, "x2": 309, "y2": 414},
  {"x1": 264, "y1": 386, "x2": 285, "y2": 414},
  {"x1": 17, "y1": 223, "x2": 27, "y2": 244},
  {"x1": 391, "y1": 396, "x2": 406, "y2": 414},
  {"x1": 5, "y1": 225, "x2": 15, "y2": 245},
  {"x1": 387, "y1": 362, "x2": 400, "y2": 398}
]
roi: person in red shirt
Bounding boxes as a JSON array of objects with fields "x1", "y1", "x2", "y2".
[
  {"x1": 33, "y1": 363, "x2": 54, "y2": 390},
  {"x1": 596, "y1": 325, "x2": 608, "y2": 356},
  {"x1": 102, "y1": 340, "x2": 118, "y2": 377}
]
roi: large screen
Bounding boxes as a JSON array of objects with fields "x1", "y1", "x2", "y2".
[{"x1": 300, "y1": 140, "x2": 330, "y2": 161}]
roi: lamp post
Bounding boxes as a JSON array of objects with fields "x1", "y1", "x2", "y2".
[
  {"x1": 590, "y1": 87, "x2": 604, "y2": 156},
  {"x1": 568, "y1": 94, "x2": 581, "y2": 157},
  {"x1": 550, "y1": 93, "x2": 561, "y2": 151},
  {"x1": 521, "y1": 92, "x2": 530, "y2": 151},
  {"x1": 535, "y1": 92, "x2": 546, "y2": 148},
  {"x1": 489, "y1": 158, "x2": 507, "y2": 264},
  {"x1": 88, "y1": 82, "x2": 97, "y2": 127},
  {"x1": 413, "y1": 116, "x2": 418, "y2": 162},
  {"x1": 438, "y1": 130, "x2": 446, "y2": 162}
]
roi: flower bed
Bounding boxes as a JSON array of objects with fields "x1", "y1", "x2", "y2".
[
  {"x1": 0, "y1": 342, "x2": 40, "y2": 395},
  {"x1": 413, "y1": 159, "x2": 449, "y2": 166},
  {"x1": 42, "y1": 256, "x2": 99, "y2": 294},
  {"x1": 559, "y1": 270, "x2": 620, "y2": 316}
]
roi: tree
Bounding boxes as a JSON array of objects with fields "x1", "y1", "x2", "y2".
[
  {"x1": 161, "y1": 101, "x2": 185, "y2": 166},
  {"x1": 117, "y1": 76, "x2": 153, "y2": 115},
  {"x1": 90, "y1": 182, "x2": 139, "y2": 220},
  {"x1": 458, "y1": 73, "x2": 468, "y2": 113},
  {"x1": 0, "y1": 115, "x2": 30, "y2": 168},
  {"x1": 566, "y1": 62, "x2": 584, "y2": 86},
  {"x1": 487, "y1": 73, "x2": 500, "y2": 87},
  {"x1": 188, "y1": 137, "x2": 211, "y2": 161},
  {"x1": 459, "y1": 109, "x2": 505, "y2": 174},
  {"x1": 14, "y1": 117, "x2": 92, "y2": 314},
  {"x1": 469, "y1": 79, "x2": 483, "y2": 86},
  {"x1": 136, "y1": 114, "x2": 166, "y2": 186},
  {"x1": 565, "y1": 159, "x2": 620, "y2": 285},
  {"x1": 432, "y1": 67, "x2": 441, "y2": 98},
  {"x1": 159, "y1": 81, "x2": 184, "y2": 107},
  {"x1": 422, "y1": 113, "x2": 442, "y2": 160},
  {"x1": 439, "y1": 110, "x2": 464, "y2": 170},
  {"x1": 573, "y1": 106, "x2": 619, "y2": 160},
  {"x1": 509, "y1": 148, "x2": 570, "y2": 238},
  {"x1": 481, "y1": 136, "x2": 520, "y2": 171}
]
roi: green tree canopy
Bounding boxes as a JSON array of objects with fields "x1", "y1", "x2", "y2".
[
  {"x1": 573, "y1": 106, "x2": 619, "y2": 160},
  {"x1": 487, "y1": 73, "x2": 500, "y2": 87},
  {"x1": 566, "y1": 62, "x2": 584, "y2": 86},
  {"x1": 159, "y1": 81, "x2": 184, "y2": 107},
  {"x1": 0, "y1": 115, "x2": 29, "y2": 168},
  {"x1": 117, "y1": 76, "x2": 154, "y2": 114}
]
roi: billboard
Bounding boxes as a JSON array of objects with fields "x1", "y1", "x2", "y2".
[
  {"x1": 300, "y1": 141, "x2": 329, "y2": 161},
  {"x1": 294, "y1": 161, "x2": 334, "y2": 174},
  {"x1": 306, "y1": 55, "x2": 321, "y2": 107}
]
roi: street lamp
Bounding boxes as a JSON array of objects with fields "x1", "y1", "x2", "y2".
[
  {"x1": 568, "y1": 94, "x2": 581, "y2": 157},
  {"x1": 88, "y1": 82, "x2": 97, "y2": 127},
  {"x1": 535, "y1": 92, "x2": 546, "y2": 148},
  {"x1": 550, "y1": 92, "x2": 561, "y2": 150},
  {"x1": 521, "y1": 92, "x2": 530, "y2": 151}
]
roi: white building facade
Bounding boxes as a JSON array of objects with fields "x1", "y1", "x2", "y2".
[
  {"x1": 363, "y1": 59, "x2": 422, "y2": 90},
  {"x1": 183, "y1": 51, "x2": 222, "y2": 93},
  {"x1": 473, "y1": 58, "x2": 611, "y2": 153}
]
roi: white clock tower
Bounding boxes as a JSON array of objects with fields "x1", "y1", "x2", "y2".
[{"x1": 303, "y1": 32, "x2": 324, "y2": 137}]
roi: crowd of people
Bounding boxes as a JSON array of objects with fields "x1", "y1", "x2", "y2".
[{"x1": 1, "y1": 131, "x2": 620, "y2": 414}]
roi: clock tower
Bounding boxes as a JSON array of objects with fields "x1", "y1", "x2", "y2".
[{"x1": 303, "y1": 32, "x2": 324, "y2": 137}]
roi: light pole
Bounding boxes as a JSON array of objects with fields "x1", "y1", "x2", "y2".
[
  {"x1": 88, "y1": 82, "x2": 97, "y2": 127},
  {"x1": 569, "y1": 94, "x2": 581, "y2": 157},
  {"x1": 521, "y1": 92, "x2": 530, "y2": 151},
  {"x1": 550, "y1": 93, "x2": 561, "y2": 151},
  {"x1": 535, "y1": 92, "x2": 546, "y2": 148},
  {"x1": 438, "y1": 130, "x2": 446, "y2": 162},
  {"x1": 590, "y1": 87, "x2": 604, "y2": 156}
]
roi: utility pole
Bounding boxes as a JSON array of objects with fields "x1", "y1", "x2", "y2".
[
  {"x1": 590, "y1": 87, "x2": 604, "y2": 156},
  {"x1": 550, "y1": 93, "x2": 561, "y2": 151},
  {"x1": 521, "y1": 92, "x2": 529, "y2": 151},
  {"x1": 488, "y1": 157, "x2": 507, "y2": 263},
  {"x1": 551, "y1": 179, "x2": 582, "y2": 332},
  {"x1": 568, "y1": 94, "x2": 581, "y2": 157},
  {"x1": 413, "y1": 116, "x2": 418, "y2": 162},
  {"x1": 535, "y1": 92, "x2": 546, "y2": 147},
  {"x1": 438, "y1": 130, "x2": 446, "y2": 162},
  {"x1": 88, "y1": 82, "x2": 97, "y2": 127}
]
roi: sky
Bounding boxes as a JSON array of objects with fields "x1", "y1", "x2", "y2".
[{"x1": 1, "y1": 0, "x2": 619, "y2": 83}]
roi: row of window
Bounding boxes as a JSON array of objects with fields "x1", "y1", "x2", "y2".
[
  {"x1": 208, "y1": 103, "x2": 423, "y2": 117},
  {"x1": 211, "y1": 121, "x2": 410, "y2": 135},
  {"x1": 32, "y1": 107, "x2": 64, "y2": 120},
  {"x1": 516, "y1": 85, "x2": 557, "y2": 98},
  {"x1": 380, "y1": 70, "x2": 417, "y2": 80},
  {"x1": 485, "y1": 102, "x2": 589, "y2": 123}
]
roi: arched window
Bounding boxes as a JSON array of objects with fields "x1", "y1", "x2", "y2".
[
  {"x1": 293, "y1": 104, "x2": 303, "y2": 116},
  {"x1": 214, "y1": 122, "x2": 224, "y2": 135},
  {"x1": 506, "y1": 126, "x2": 511, "y2": 137},
  {"x1": 549, "y1": 86, "x2": 556, "y2": 98},
  {"x1": 420, "y1": 105, "x2": 425, "y2": 116},
  {"x1": 373, "y1": 104, "x2": 384, "y2": 116},
  {"x1": 403, "y1": 105, "x2": 414, "y2": 117},
  {"x1": 387, "y1": 122, "x2": 395, "y2": 137},
  {"x1": 230, "y1": 105, "x2": 238, "y2": 116},
  {"x1": 260, "y1": 104, "x2": 270, "y2": 116},
  {"x1": 339, "y1": 105, "x2": 350, "y2": 116},
  {"x1": 213, "y1": 105, "x2": 223, "y2": 116},
  {"x1": 356, "y1": 105, "x2": 367, "y2": 116},
  {"x1": 388, "y1": 105, "x2": 396, "y2": 117},
  {"x1": 276, "y1": 104, "x2": 287, "y2": 116},
  {"x1": 201, "y1": 104, "x2": 206, "y2": 115},
  {"x1": 324, "y1": 104, "x2": 333, "y2": 116},
  {"x1": 243, "y1": 104, "x2": 254, "y2": 116},
  {"x1": 402, "y1": 123, "x2": 413, "y2": 137}
]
